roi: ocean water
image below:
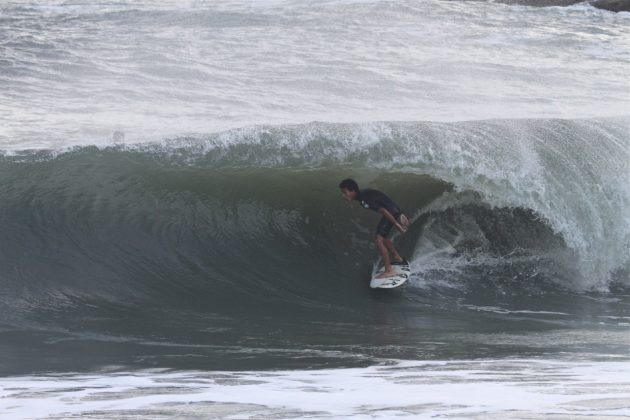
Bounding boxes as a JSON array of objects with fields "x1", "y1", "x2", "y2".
[{"x1": 1, "y1": 0, "x2": 629, "y2": 418}]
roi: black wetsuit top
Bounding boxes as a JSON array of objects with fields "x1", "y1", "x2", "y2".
[
  {"x1": 358, "y1": 189, "x2": 403, "y2": 237},
  {"x1": 358, "y1": 189, "x2": 402, "y2": 215}
]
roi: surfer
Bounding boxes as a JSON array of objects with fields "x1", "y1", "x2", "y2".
[{"x1": 339, "y1": 178, "x2": 409, "y2": 279}]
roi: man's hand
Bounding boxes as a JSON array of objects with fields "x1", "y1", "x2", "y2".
[
  {"x1": 379, "y1": 209, "x2": 410, "y2": 233},
  {"x1": 395, "y1": 222, "x2": 407, "y2": 233},
  {"x1": 396, "y1": 214, "x2": 409, "y2": 233}
]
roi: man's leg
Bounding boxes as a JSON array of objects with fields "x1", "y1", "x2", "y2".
[
  {"x1": 375, "y1": 235, "x2": 394, "y2": 277},
  {"x1": 384, "y1": 237, "x2": 403, "y2": 263},
  {"x1": 383, "y1": 214, "x2": 405, "y2": 263}
]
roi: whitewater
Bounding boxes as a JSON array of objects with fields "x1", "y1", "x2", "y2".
[{"x1": 1, "y1": 0, "x2": 629, "y2": 418}]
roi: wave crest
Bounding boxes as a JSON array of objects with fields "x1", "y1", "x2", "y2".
[{"x1": 1, "y1": 118, "x2": 628, "y2": 313}]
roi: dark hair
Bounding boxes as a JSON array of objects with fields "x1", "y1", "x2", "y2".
[{"x1": 339, "y1": 178, "x2": 359, "y2": 192}]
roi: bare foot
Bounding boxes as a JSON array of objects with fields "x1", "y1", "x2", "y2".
[{"x1": 375, "y1": 269, "x2": 395, "y2": 279}]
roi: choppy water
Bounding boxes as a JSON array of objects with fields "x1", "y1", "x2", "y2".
[
  {"x1": 3, "y1": 359, "x2": 630, "y2": 419},
  {"x1": 1, "y1": 1, "x2": 629, "y2": 418},
  {"x1": 1, "y1": 0, "x2": 629, "y2": 148}
]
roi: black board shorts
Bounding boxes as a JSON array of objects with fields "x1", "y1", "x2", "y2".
[{"x1": 376, "y1": 213, "x2": 402, "y2": 238}]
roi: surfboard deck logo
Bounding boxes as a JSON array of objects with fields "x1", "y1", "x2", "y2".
[{"x1": 370, "y1": 261, "x2": 410, "y2": 289}]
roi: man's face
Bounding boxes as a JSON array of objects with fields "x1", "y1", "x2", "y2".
[{"x1": 340, "y1": 188, "x2": 356, "y2": 201}]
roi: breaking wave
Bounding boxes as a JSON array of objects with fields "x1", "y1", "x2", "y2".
[{"x1": 1, "y1": 117, "x2": 629, "y2": 323}]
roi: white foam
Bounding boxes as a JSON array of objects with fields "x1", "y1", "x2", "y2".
[
  {"x1": 463, "y1": 305, "x2": 570, "y2": 316},
  {"x1": 1, "y1": 359, "x2": 629, "y2": 419},
  {"x1": 1, "y1": 0, "x2": 629, "y2": 149}
]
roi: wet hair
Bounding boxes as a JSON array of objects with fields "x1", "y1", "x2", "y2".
[{"x1": 339, "y1": 178, "x2": 359, "y2": 192}]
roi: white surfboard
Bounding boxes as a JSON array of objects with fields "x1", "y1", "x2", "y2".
[{"x1": 370, "y1": 261, "x2": 410, "y2": 289}]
